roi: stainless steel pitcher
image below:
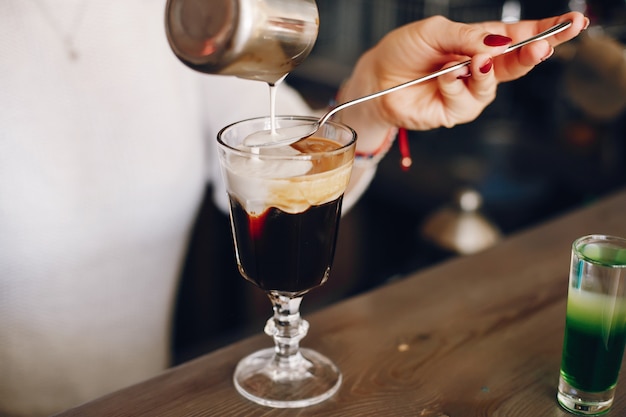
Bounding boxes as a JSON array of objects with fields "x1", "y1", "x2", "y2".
[{"x1": 165, "y1": 0, "x2": 319, "y2": 84}]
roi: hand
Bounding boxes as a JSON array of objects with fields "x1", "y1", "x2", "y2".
[{"x1": 338, "y1": 11, "x2": 589, "y2": 152}]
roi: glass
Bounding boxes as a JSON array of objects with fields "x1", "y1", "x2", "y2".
[
  {"x1": 558, "y1": 234, "x2": 626, "y2": 415},
  {"x1": 216, "y1": 115, "x2": 356, "y2": 408}
]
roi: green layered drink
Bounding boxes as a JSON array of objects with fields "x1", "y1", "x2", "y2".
[
  {"x1": 560, "y1": 290, "x2": 626, "y2": 392},
  {"x1": 558, "y1": 236, "x2": 626, "y2": 415}
]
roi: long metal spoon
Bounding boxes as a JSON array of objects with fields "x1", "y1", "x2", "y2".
[{"x1": 244, "y1": 20, "x2": 572, "y2": 148}]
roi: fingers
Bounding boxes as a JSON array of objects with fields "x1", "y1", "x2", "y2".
[
  {"x1": 532, "y1": 11, "x2": 590, "y2": 47},
  {"x1": 415, "y1": 13, "x2": 585, "y2": 81},
  {"x1": 419, "y1": 15, "x2": 516, "y2": 60},
  {"x1": 353, "y1": 11, "x2": 589, "y2": 131},
  {"x1": 433, "y1": 11, "x2": 588, "y2": 126},
  {"x1": 514, "y1": 39, "x2": 554, "y2": 66},
  {"x1": 491, "y1": 12, "x2": 588, "y2": 81},
  {"x1": 480, "y1": 11, "x2": 588, "y2": 48},
  {"x1": 436, "y1": 53, "x2": 498, "y2": 127}
]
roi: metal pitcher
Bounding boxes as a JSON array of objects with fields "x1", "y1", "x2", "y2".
[{"x1": 165, "y1": 0, "x2": 319, "y2": 84}]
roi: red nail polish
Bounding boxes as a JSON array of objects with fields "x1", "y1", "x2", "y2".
[
  {"x1": 484, "y1": 34, "x2": 512, "y2": 47},
  {"x1": 456, "y1": 72, "x2": 472, "y2": 80},
  {"x1": 479, "y1": 58, "x2": 493, "y2": 74}
]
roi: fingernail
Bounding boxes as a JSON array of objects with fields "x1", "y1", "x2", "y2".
[
  {"x1": 479, "y1": 58, "x2": 493, "y2": 74},
  {"x1": 484, "y1": 34, "x2": 512, "y2": 47},
  {"x1": 541, "y1": 47, "x2": 555, "y2": 62}
]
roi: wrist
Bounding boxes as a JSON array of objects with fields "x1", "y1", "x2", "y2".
[
  {"x1": 354, "y1": 127, "x2": 398, "y2": 166},
  {"x1": 333, "y1": 51, "x2": 412, "y2": 169},
  {"x1": 334, "y1": 66, "x2": 394, "y2": 154}
]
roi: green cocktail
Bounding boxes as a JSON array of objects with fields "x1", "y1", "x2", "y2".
[
  {"x1": 560, "y1": 290, "x2": 626, "y2": 392},
  {"x1": 558, "y1": 235, "x2": 626, "y2": 415}
]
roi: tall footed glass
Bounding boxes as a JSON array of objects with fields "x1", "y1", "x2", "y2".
[{"x1": 216, "y1": 116, "x2": 356, "y2": 408}]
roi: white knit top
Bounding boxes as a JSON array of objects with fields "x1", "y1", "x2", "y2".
[{"x1": 0, "y1": 1, "x2": 375, "y2": 415}]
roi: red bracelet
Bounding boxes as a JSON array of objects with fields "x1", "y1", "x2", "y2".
[{"x1": 398, "y1": 128, "x2": 412, "y2": 171}]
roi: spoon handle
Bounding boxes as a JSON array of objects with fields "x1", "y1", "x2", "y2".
[{"x1": 319, "y1": 20, "x2": 572, "y2": 126}]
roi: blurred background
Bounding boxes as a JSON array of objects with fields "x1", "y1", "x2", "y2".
[{"x1": 172, "y1": 0, "x2": 626, "y2": 363}]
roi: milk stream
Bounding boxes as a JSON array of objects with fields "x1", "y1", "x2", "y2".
[
  {"x1": 243, "y1": 75, "x2": 314, "y2": 148},
  {"x1": 268, "y1": 76, "x2": 285, "y2": 136}
]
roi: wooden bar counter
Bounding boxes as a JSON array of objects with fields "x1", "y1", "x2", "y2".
[{"x1": 55, "y1": 188, "x2": 626, "y2": 416}]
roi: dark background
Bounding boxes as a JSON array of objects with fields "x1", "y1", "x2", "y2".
[{"x1": 172, "y1": 0, "x2": 626, "y2": 364}]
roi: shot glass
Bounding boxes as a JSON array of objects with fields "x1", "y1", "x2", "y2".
[{"x1": 558, "y1": 234, "x2": 626, "y2": 415}]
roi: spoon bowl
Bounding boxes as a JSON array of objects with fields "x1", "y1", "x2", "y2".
[{"x1": 243, "y1": 20, "x2": 573, "y2": 148}]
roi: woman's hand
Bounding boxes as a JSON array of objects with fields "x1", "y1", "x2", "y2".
[{"x1": 339, "y1": 11, "x2": 589, "y2": 152}]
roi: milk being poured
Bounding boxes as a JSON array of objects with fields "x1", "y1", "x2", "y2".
[
  {"x1": 268, "y1": 76, "x2": 285, "y2": 137},
  {"x1": 241, "y1": 76, "x2": 317, "y2": 148}
]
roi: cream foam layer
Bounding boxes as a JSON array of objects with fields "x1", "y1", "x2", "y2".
[{"x1": 222, "y1": 145, "x2": 352, "y2": 215}]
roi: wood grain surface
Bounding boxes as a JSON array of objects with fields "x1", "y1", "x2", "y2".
[{"x1": 55, "y1": 188, "x2": 626, "y2": 417}]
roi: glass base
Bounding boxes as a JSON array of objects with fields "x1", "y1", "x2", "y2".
[
  {"x1": 557, "y1": 376, "x2": 615, "y2": 415},
  {"x1": 233, "y1": 347, "x2": 342, "y2": 408}
]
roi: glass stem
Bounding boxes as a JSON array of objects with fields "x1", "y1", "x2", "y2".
[{"x1": 264, "y1": 292, "x2": 309, "y2": 369}]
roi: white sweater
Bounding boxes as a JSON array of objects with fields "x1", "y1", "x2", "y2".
[{"x1": 0, "y1": 1, "x2": 376, "y2": 415}]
